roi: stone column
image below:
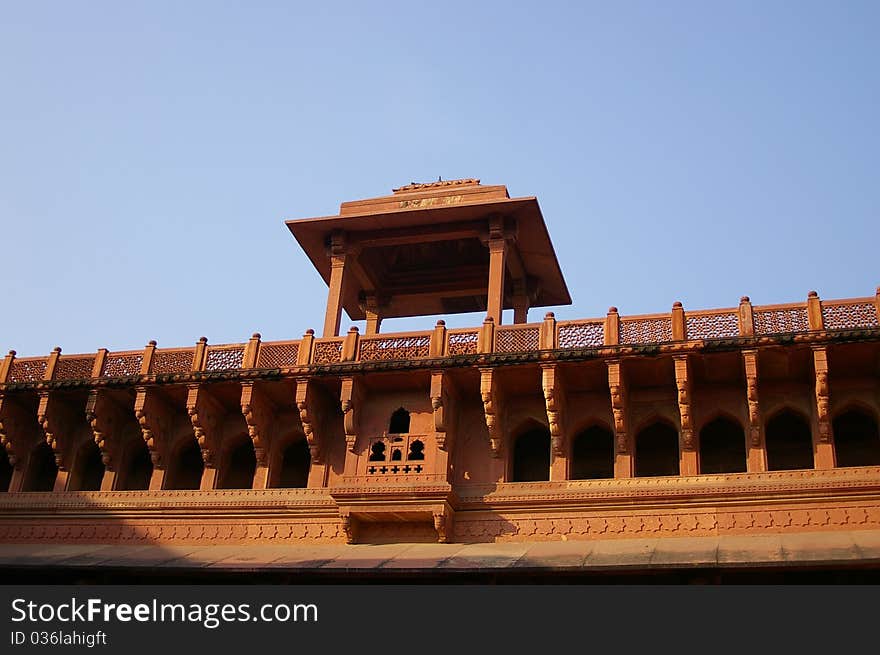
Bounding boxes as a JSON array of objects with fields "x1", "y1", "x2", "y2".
[
  {"x1": 364, "y1": 294, "x2": 383, "y2": 335},
  {"x1": 486, "y1": 217, "x2": 507, "y2": 326},
  {"x1": 323, "y1": 230, "x2": 348, "y2": 338}
]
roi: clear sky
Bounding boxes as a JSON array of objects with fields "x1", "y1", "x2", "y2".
[{"x1": 2, "y1": 1, "x2": 878, "y2": 357}]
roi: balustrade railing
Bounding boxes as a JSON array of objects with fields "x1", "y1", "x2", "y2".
[{"x1": 2, "y1": 288, "x2": 878, "y2": 382}]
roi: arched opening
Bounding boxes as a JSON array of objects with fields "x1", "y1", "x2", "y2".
[
  {"x1": 164, "y1": 437, "x2": 204, "y2": 490},
  {"x1": 408, "y1": 439, "x2": 425, "y2": 461},
  {"x1": 512, "y1": 427, "x2": 551, "y2": 482},
  {"x1": 699, "y1": 417, "x2": 747, "y2": 474},
  {"x1": 570, "y1": 425, "x2": 614, "y2": 479},
  {"x1": 116, "y1": 439, "x2": 153, "y2": 491},
  {"x1": 0, "y1": 453, "x2": 13, "y2": 492},
  {"x1": 388, "y1": 407, "x2": 410, "y2": 434},
  {"x1": 635, "y1": 421, "x2": 680, "y2": 477},
  {"x1": 217, "y1": 436, "x2": 256, "y2": 489},
  {"x1": 22, "y1": 442, "x2": 58, "y2": 492},
  {"x1": 765, "y1": 410, "x2": 814, "y2": 471},
  {"x1": 833, "y1": 409, "x2": 880, "y2": 467},
  {"x1": 369, "y1": 442, "x2": 386, "y2": 461},
  {"x1": 68, "y1": 440, "x2": 105, "y2": 491},
  {"x1": 274, "y1": 438, "x2": 311, "y2": 488}
]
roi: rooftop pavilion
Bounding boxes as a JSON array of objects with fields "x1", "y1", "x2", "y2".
[{"x1": 285, "y1": 179, "x2": 571, "y2": 337}]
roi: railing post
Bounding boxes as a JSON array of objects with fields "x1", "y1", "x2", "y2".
[
  {"x1": 540, "y1": 312, "x2": 557, "y2": 350},
  {"x1": 875, "y1": 286, "x2": 880, "y2": 323},
  {"x1": 298, "y1": 329, "x2": 315, "y2": 365},
  {"x1": 192, "y1": 337, "x2": 208, "y2": 372},
  {"x1": 604, "y1": 307, "x2": 619, "y2": 346},
  {"x1": 91, "y1": 349, "x2": 108, "y2": 378},
  {"x1": 44, "y1": 347, "x2": 61, "y2": 381},
  {"x1": 243, "y1": 333, "x2": 261, "y2": 369},
  {"x1": 342, "y1": 326, "x2": 359, "y2": 361},
  {"x1": 807, "y1": 290, "x2": 824, "y2": 330},
  {"x1": 140, "y1": 341, "x2": 157, "y2": 375},
  {"x1": 430, "y1": 320, "x2": 447, "y2": 357},
  {"x1": 0, "y1": 351, "x2": 15, "y2": 384},
  {"x1": 478, "y1": 317, "x2": 495, "y2": 354},
  {"x1": 738, "y1": 296, "x2": 755, "y2": 336},
  {"x1": 671, "y1": 302, "x2": 685, "y2": 340}
]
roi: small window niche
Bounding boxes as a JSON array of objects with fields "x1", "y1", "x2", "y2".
[{"x1": 388, "y1": 407, "x2": 410, "y2": 434}]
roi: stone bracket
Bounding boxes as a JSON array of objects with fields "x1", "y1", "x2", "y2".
[
  {"x1": 541, "y1": 363, "x2": 567, "y2": 457},
  {"x1": 186, "y1": 384, "x2": 225, "y2": 468},
  {"x1": 37, "y1": 391, "x2": 84, "y2": 470},
  {"x1": 674, "y1": 355, "x2": 695, "y2": 450},
  {"x1": 480, "y1": 367, "x2": 504, "y2": 457},
  {"x1": 340, "y1": 376, "x2": 363, "y2": 453},
  {"x1": 607, "y1": 360, "x2": 628, "y2": 454},
  {"x1": 296, "y1": 377, "x2": 324, "y2": 463},
  {"x1": 0, "y1": 394, "x2": 35, "y2": 469},
  {"x1": 812, "y1": 346, "x2": 831, "y2": 443},
  {"x1": 85, "y1": 389, "x2": 129, "y2": 471},
  {"x1": 134, "y1": 386, "x2": 176, "y2": 469},
  {"x1": 743, "y1": 350, "x2": 762, "y2": 447},
  {"x1": 430, "y1": 370, "x2": 457, "y2": 451},
  {"x1": 240, "y1": 381, "x2": 276, "y2": 467}
]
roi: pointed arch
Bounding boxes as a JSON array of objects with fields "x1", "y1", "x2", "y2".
[
  {"x1": 115, "y1": 435, "x2": 153, "y2": 491},
  {"x1": 699, "y1": 415, "x2": 747, "y2": 474},
  {"x1": 216, "y1": 434, "x2": 257, "y2": 489},
  {"x1": 570, "y1": 422, "x2": 614, "y2": 480},
  {"x1": 832, "y1": 407, "x2": 880, "y2": 467},
  {"x1": 511, "y1": 419, "x2": 550, "y2": 482},
  {"x1": 68, "y1": 438, "x2": 104, "y2": 491},
  {"x1": 164, "y1": 434, "x2": 204, "y2": 490},
  {"x1": 765, "y1": 408, "x2": 813, "y2": 471},
  {"x1": 269, "y1": 432, "x2": 311, "y2": 488},
  {"x1": 635, "y1": 419, "x2": 679, "y2": 477},
  {"x1": 21, "y1": 441, "x2": 58, "y2": 492}
]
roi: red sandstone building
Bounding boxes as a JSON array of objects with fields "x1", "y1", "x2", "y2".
[{"x1": 1, "y1": 179, "x2": 879, "y2": 581}]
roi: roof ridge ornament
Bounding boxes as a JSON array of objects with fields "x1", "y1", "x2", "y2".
[{"x1": 392, "y1": 178, "x2": 480, "y2": 193}]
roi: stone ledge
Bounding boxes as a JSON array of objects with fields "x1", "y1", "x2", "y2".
[{"x1": 2, "y1": 531, "x2": 880, "y2": 573}]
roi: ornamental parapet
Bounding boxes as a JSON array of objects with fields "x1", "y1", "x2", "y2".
[{"x1": 3, "y1": 288, "x2": 879, "y2": 389}]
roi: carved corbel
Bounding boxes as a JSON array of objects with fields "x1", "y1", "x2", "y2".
[
  {"x1": 85, "y1": 389, "x2": 127, "y2": 471},
  {"x1": 433, "y1": 507, "x2": 454, "y2": 544},
  {"x1": 674, "y1": 356, "x2": 695, "y2": 450},
  {"x1": 186, "y1": 384, "x2": 225, "y2": 468},
  {"x1": 134, "y1": 386, "x2": 175, "y2": 468},
  {"x1": 240, "y1": 382, "x2": 275, "y2": 468},
  {"x1": 296, "y1": 377, "x2": 323, "y2": 462},
  {"x1": 430, "y1": 370, "x2": 456, "y2": 451},
  {"x1": 607, "y1": 360, "x2": 628, "y2": 454},
  {"x1": 339, "y1": 510, "x2": 355, "y2": 545},
  {"x1": 339, "y1": 376, "x2": 363, "y2": 453},
  {"x1": 743, "y1": 350, "x2": 762, "y2": 447},
  {"x1": 0, "y1": 407, "x2": 8, "y2": 467},
  {"x1": 813, "y1": 347, "x2": 831, "y2": 443},
  {"x1": 0, "y1": 395, "x2": 22, "y2": 468},
  {"x1": 541, "y1": 364, "x2": 567, "y2": 457},
  {"x1": 37, "y1": 392, "x2": 64, "y2": 469},
  {"x1": 480, "y1": 368, "x2": 503, "y2": 457}
]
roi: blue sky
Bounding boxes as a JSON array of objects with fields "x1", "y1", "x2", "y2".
[{"x1": 2, "y1": 1, "x2": 877, "y2": 356}]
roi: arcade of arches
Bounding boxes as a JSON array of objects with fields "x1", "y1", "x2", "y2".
[{"x1": 3, "y1": 394, "x2": 880, "y2": 492}]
